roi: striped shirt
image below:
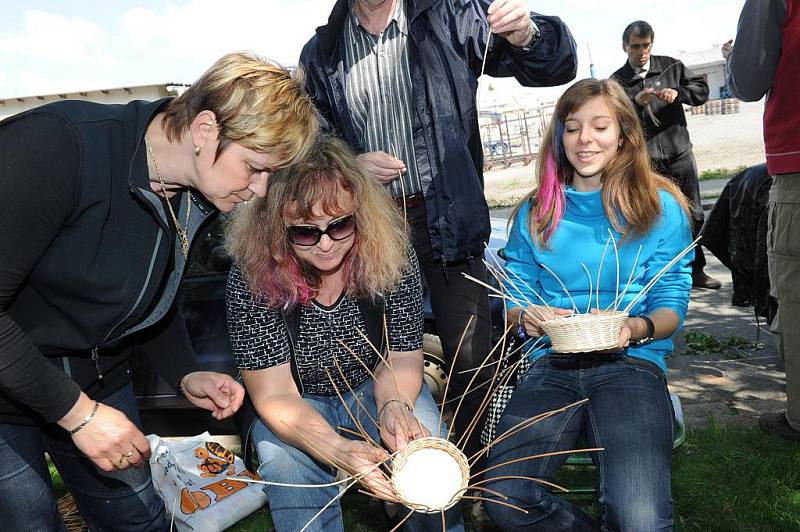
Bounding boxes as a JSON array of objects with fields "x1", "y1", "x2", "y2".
[{"x1": 343, "y1": 1, "x2": 423, "y2": 197}]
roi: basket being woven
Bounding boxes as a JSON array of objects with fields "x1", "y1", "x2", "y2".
[
  {"x1": 541, "y1": 311, "x2": 629, "y2": 353},
  {"x1": 390, "y1": 437, "x2": 470, "y2": 513}
]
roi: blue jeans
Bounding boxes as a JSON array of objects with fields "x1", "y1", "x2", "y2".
[
  {"x1": 484, "y1": 355, "x2": 674, "y2": 532},
  {"x1": 253, "y1": 380, "x2": 464, "y2": 532},
  {"x1": 0, "y1": 383, "x2": 167, "y2": 531}
]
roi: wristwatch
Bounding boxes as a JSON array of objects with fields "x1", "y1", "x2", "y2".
[
  {"x1": 630, "y1": 315, "x2": 655, "y2": 347},
  {"x1": 519, "y1": 19, "x2": 541, "y2": 51}
]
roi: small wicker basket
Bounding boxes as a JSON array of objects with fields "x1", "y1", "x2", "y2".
[
  {"x1": 390, "y1": 437, "x2": 470, "y2": 513},
  {"x1": 541, "y1": 311, "x2": 629, "y2": 353}
]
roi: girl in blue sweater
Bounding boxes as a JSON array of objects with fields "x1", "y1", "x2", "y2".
[{"x1": 484, "y1": 78, "x2": 692, "y2": 531}]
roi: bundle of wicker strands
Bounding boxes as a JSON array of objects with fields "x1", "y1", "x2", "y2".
[
  {"x1": 57, "y1": 493, "x2": 88, "y2": 532},
  {"x1": 390, "y1": 436, "x2": 470, "y2": 513},
  {"x1": 540, "y1": 311, "x2": 629, "y2": 353}
]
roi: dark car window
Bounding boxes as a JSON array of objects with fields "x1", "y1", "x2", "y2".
[{"x1": 187, "y1": 218, "x2": 232, "y2": 276}]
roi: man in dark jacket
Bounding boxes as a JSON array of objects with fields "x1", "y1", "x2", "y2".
[
  {"x1": 299, "y1": 0, "x2": 577, "y2": 475},
  {"x1": 612, "y1": 20, "x2": 722, "y2": 290}
]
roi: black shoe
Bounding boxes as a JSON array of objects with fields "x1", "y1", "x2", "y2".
[
  {"x1": 759, "y1": 411, "x2": 800, "y2": 441},
  {"x1": 692, "y1": 272, "x2": 722, "y2": 290}
]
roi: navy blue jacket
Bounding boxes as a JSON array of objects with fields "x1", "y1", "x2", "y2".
[{"x1": 300, "y1": 0, "x2": 577, "y2": 262}]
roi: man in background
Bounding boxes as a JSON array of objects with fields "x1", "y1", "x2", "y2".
[
  {"x1": 725, "y1": 0, "x2": 800, "y2": 440},
  {"x1": 613, "y1": 20, "x2": 722, "y2": 290}
]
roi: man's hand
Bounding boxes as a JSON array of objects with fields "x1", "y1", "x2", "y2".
[
  {"x1": 357, "y1": 151, "x2": 406, "y2": 185},
  {"x1": 656, "y1": 88, "x2": 678, "y2": 104},
  {"x1": 722, "y1": 39, "x2": 733, "y2": 60},
  {"x1": 634, "y1": 87, "x2": 656, "y2": 107},
  {"x1": 488, "y1": 0, "x2": 533, "y2": 47},
  {"x1": 180, "y1": 371, "x2": 245, "y2": 420}
]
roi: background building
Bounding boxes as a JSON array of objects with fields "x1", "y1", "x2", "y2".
[{"x1": 0, "y1": 83, "x2": 189, "y2": 120}]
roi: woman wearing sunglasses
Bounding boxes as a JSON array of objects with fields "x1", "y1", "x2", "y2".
[{"x1": 224, "y1": 136, "x2": 463, "y2": 531}]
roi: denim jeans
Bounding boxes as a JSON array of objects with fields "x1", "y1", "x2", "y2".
[
  {"x1": 0, "y1": 383, "x2": 167, "y2": 531},
  {"x1": 253, "y1": 380, "x2": 464, "y2": 532},
  {"x1": 483, "y1": 355, "x2": 674, "y2": 532}
]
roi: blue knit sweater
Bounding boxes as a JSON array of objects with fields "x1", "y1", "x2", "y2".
[{"x1": 504, "y1": 187, "x2": 693, "y2": 373}]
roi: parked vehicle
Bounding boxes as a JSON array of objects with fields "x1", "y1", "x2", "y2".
[{"x1": 133, "y1": 216, "x2": 509, "y2": 436}]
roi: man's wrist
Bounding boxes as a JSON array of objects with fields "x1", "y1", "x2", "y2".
[{"x1": 513, "y1": 19, "x2": 540, "y2": 51}]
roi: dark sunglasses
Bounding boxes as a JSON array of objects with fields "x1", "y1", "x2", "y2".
[{"x1": 287, "y1": 215, "x2": 356, "y2": 246}]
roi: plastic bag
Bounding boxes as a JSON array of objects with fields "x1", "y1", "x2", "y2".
[{"x1": 147, "y1": 432, "x2": 266, "y2": 531}]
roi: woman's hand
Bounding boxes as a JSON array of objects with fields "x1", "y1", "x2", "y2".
[
  {"x1": 518, "y1": 305, "x2": 573, "y2": 337},
  {"x1": 339, "y1": 440, "x2": 397, "y2": 501},
  {"x1": 379, "y1": 401, "x2": 430, "y2": 453},
  {"x1": 180, "y1": 371, "x2": 245, "y2": 420},
  {"x1": 61, "y1": 395, "x2": 150, "y2": 472}
]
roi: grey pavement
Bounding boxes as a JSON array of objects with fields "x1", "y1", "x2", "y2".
[
  {"x1": 669, "y1": 253, "x2": 783, "y2": 430},
  {"x1": 676, "y1": 176, "x2": 782, "y2": 430}
]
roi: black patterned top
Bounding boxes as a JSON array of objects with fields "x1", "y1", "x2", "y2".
[{"x1": 226, "y1": 247, "x2": 423, "y2": 396}]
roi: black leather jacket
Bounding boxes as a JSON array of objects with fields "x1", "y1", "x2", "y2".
[{"x1": 613, "y1": 55, "x2": 709, "y2": 160}]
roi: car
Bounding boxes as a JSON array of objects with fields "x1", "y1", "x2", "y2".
[{"x1": 133, "y1": 216, "x2": 509, "y2": 437}]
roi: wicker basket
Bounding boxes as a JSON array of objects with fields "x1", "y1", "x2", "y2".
[
  {"x1": 390, "y1": 437, "x2": 470, "y2": 513},
  {"x1": 541, "y1": 311, "x2": 629, "y2": 353}
]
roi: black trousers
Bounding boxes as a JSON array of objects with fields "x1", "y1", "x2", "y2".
[
  {"x1": 653, "y1": 150, "x2": 707, "y2": 274},
  {"x1": 406, "y1": 202, "x2": 493, "y2": 463}
]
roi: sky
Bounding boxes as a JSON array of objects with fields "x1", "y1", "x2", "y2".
[{"x1": 0, "y1": 0, "x2": 746, "y2": 101}]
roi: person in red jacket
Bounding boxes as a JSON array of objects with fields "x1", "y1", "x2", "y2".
[{"x1": 725, "y1": 0, "x2": 800, "y2": 440}]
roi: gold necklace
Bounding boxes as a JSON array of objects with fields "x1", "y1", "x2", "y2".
[{"x1": 146, "y1": 139, "x2": 192, "y2": 258}]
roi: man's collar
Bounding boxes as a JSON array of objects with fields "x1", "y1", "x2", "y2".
[
  {"x1": 349, "y1": 0, "x2": 407, "y2": 35},
  {"x1": 630, "y1": 59, "x2": 651, "y2": 75}
]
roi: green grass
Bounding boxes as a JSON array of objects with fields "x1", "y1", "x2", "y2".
[
  {"x1": 673, "y1": 422, "x2": 800, "y2": 531},
  {"x1": 698, "y1": 166, "x2": 747, "y2": 181},
  {"x1": 683, "y1": 332, "x2": 763, "y2": 359},
  {"x1": 51, "y1": 423, "x2": 800, "y2": 531}
]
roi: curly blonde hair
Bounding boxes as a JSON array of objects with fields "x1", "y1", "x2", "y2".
[
  {"x1": 162, "y1": 51, "x2": 319, "y2": 167},
  {"x1": 225, "y1": 136, "x2": 409, "y2": 307}
]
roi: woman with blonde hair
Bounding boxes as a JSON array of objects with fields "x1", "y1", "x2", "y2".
[
  {"x1": 225, "y1": 136, "x2": 463, "y2": 531},
  {"x1": 483, "y1": 78, "x2": 692, "y2": 531},
  {"x1": 0, "y1": 52, "x2": 318, "y2": 530}
]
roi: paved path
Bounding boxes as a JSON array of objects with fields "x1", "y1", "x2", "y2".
[{"x1": 669, "y1": 255, "x2": 782, "y2": 429}]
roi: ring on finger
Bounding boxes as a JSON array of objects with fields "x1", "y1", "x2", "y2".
[
  {"x1": 116, "y1": 456, "x2": 127, "y2": 466},
  {"x1": 123, "y1": 450, "x2": 135, "y2": 458}
]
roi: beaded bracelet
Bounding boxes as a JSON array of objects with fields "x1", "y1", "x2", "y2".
[
  {"x1": 69, "y1": 401, "x2": 99, "y2": 435},
  {"x1": 378, "y1": 399, "x2": 412, "y2": 421}
]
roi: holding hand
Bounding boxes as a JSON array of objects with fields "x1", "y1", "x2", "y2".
[
  {"x1": 339, "y1": 440, "x2": 396, "y2": 501},
  {"x1": 722, "y1": 39, "x2": 733, "y2": 60},
  {"x1": 655, "y1": 88, "x2": 678, "y2": 104},
  {"x1": 378, "y1": 400, "x2": 430, "y2": 453},
  {"x1": 180, "y1": 371, "x2": 245, "y2": 420},
  {"x1": 518, "y1": 305, "x2": 573, "y2": 337},
  {"x1": 487, "y1": 0, "x2": 534, "y2": 47},
  {"x1": 61, "y1": 394, "x2": 150, "y2": 472},
  {"x1": 356, "y1": 151, "x2": 406, "y2": 185}
]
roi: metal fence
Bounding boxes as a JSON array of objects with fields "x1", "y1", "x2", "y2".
[{"x1": 479, "y1": 98, "x2": 766, "y2": 175}]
